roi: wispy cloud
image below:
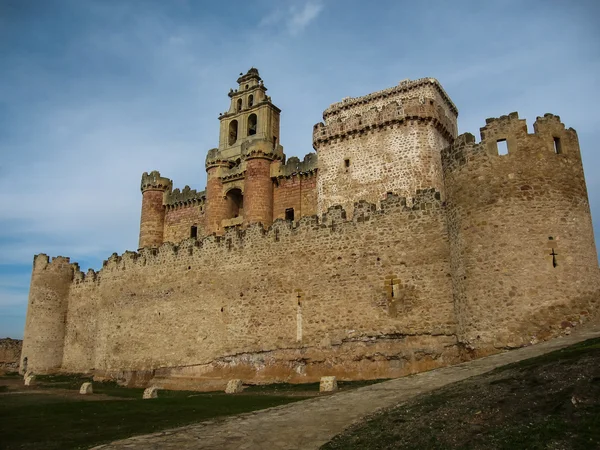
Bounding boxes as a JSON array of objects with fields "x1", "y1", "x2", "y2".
[
  {"x1": 288, "y1": 2, "x2": 324, "y2": 35},
  {"x1": 260, "y1": 1, "x2": 324, "y2": 36}
]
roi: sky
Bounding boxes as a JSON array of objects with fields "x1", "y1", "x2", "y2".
[{"x1": 1, "y1": 0, "x2": 599, "y2": 338}]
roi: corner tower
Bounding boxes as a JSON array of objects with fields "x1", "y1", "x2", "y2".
[
  {"x1": 313, "y1": 78, "x2": 458, "y2": 214},
  {"x1": 443, "y1": 113, "x2": 600, "y2": 351},
  {"x1": 205, "y1": 68, "x2": 284, "y2": 233}
]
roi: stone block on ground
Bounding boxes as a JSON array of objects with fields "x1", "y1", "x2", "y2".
[
  {"x1": 80, "y1": 382, "x2": 93, "y2": 394},
  {"x1": 320, "y1": 376, "x2": 338, "y2": 392},
  {"x1": 143, "y1": 386, "x2": 159, "y2": 399},
  {"x1": 24, "y1": 374, "x2": 36, "y2": 386},
  {"x1": 225, "y1": 379, "x2": 243, "y2": 394}
]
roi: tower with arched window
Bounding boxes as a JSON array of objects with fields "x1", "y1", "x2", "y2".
[{"x1": 205, "y1": 68, "x2": 285, "y2": 233}]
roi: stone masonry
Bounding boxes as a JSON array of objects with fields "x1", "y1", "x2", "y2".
[{"x1": 20, "y1": 69, "x2": 600, "y2": 389}]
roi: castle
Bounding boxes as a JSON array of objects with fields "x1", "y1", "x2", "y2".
[{"x1": 21, "y1": 69, "x2": 600, "y2": 389}]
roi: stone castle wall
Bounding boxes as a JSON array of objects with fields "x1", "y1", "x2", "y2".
[
  {"x1": 442, "y1": 113, "x2": 600, "y2": 352},
  {"x1": 49, "y1": 189, "x2": 459, "y2": 387}
]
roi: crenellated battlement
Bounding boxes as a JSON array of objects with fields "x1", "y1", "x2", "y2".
[
  {"x1": 313, "y1": 96, "x2": 457, "y2": 146},
  {"x1": 32, "y1": 254, "x2": 73, "y2": 272},
  {"x1": 140, "y1": 171, "x2": 172, "y2": 192},
  {"x1": 442, "y1": 112, "x2": 581, "y2": 174},
  {"x1": 322, "y1": 77, "x2": 458, "y2": 118},
  {"x1": 65, "y1": 188, "x2": 443, "y2": 285},
  {"x1": 273, "y1": 153, "x2": 318, "y2": 179},
  {"x1": 164, "y1": 186, "x2": 206, "y2": 209}
]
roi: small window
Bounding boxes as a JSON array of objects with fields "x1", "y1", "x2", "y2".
[
  {"x1": 248, "y1": 114, "x2": 257, "y2": 136},
  {"x1": 237, "y1": 98, "x2": 242, "y2": 112},
  {"x1": 190, "y1": 226, "x2": 197, "y2": 239},
  {"x1": 228, "y1": 120, "x2": 238, "y2": 145},
  {"x1": 553, "y1": 137, "x2": 562, "y2": 154},
  {"x1": 344, "y1": 158, "x2": 350, "y2": 168},
  {"x1": 245, "y1": 84, "x2": 248, "y2": 90},
  {"x1": 248, "y1": 94, "x2": 254, "y2": 107},
  {"x1": 497, "y1": 139, "x2": 508, "y2": 156},
  {"x1": 285, "y1": 208, "x2": 294, "y2": 221}
]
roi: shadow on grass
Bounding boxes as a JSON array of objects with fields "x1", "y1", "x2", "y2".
[{"x1": 0, "y1": 389, "x2": 308, "y2": 450}]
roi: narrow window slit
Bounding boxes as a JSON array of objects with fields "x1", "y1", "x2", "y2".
[{"x1": 553, "y1": 137, "x2": 562, "y2": 154}]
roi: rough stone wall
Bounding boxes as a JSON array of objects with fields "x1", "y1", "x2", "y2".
[
  {"x1": 315, "y1": 121, "x2": 450, "y2": 215},
  {"x1": 0, "y1": 338, "x2": 22, "y2": 372},
  {"x1": 164, "y1": 205, "x2": 206, "y2": 243},
  {"x1": 57, "y1": 189, "x2": 457, "y2": 385},
  {"x1": 443, "y1": 113, "x2": 600, "y2": 352},
  {"x1": 21, "y1": 255, "x2": 73, "y2": 374},
  {"x1": 322, "y1": 78, "x2": 458, "y2": 131},
  {"x1": 272, "y1": 175, "x2": 317, "y2": 221}
]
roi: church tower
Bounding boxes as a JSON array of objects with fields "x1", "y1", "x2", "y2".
[{"x1": 205, "y1": 68, "x2": 284, "y2": 234}]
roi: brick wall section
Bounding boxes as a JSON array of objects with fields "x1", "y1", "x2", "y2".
[
  {"x1": 138, "y1": 190, "x2": 166, "y2": 248},
  {"x1": 442, "y1": 113, "x2": 600, "y2": 352},
  {"x1": 21, "y1": 255, "x2": 74, "y2": 374},
  {"x1": 244, "y1": 158, "x2": 273, "y2": 227},
  {"x1": 164, "y1": 205, "x2": 206, "y2": 243},
  {"x1": 272, "y1": 174, "x2": 317, "y2": 221},
  {"x1": 205, "y1": 166, "x2": 229, "y2": 234}
]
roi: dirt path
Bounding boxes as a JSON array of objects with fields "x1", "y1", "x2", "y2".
[{"x1": 93, "y1": 324, "x2": 600, "y2": 450}]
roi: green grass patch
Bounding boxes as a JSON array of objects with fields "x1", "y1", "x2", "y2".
[
  {"x1": 323, "y1": 337, "x2": 600, "y2": 450},
  {"x1": 0, "y1": 389, "x2": 308, "y2": 450}
]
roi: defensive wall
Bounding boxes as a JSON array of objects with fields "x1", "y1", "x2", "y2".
[{"x1": 24, "y1": 189, "x2": 459, "y2": 388}]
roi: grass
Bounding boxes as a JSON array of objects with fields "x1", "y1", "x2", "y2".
[
  {"x1": 0, "y1": 383, "x2": 308, "y2": 450},
  {"x1": 0, "y1": 374, "x2": 386, "y2": 449},
  {"x1": 323, "y1": 337, "x2": 600, "y2": 450}
]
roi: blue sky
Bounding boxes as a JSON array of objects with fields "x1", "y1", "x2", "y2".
[{"x1": 1, "y1": 0, "x2": 599, "y2": 338}]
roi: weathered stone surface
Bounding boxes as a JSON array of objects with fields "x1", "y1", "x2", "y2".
[
  {"x1": 24, "y1": 374, "x2": 35, "y2": 386},
  {"x1": 320, "y1": 376, "x2": 338, "y2": 392},
  {"x1": 0, "y1": 338, "x2": 22, "y2": 372},
  {"x1": 143, "y1": 386, "x2": 158, "y2": 399},
  {"x1": 80, "y1": 382, "x2": 93, "y2": 394},
  {"x1": 225, "y1": 379, "x2": 243, "y2": 394}
]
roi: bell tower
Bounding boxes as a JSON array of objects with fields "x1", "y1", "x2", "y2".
[{"x1": 205, "y1": 68, "x2": 284, "y2": 234}]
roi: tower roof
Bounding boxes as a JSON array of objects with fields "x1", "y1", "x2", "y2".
[{"x1": 237, "y1": 68, "x2": 261, "y2": 85}]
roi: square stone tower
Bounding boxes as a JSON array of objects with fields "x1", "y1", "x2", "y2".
[{"x1": 313, "y1": 78, "x2": 459, "y2": 214}]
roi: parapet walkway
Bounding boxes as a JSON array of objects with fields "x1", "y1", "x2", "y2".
[{"x1": 94, "y1": 324, "x2": 600, "y2": 450}]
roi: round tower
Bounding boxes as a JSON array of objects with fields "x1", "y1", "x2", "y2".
[
  {"x1": 20, "y1": 254, "x2": 74, "y2": 374},
  {"x1": 138, "y1": 171, "x2": 171, "y2": 249},
  {"x1": 442, "y1": 112, "x2": 600, "y2": 352},
  {"x1": 244, "y1": 152, "x2": 274, "y2": 227},
  {"x1": 205, "y1": 151, "x2": 229, "y2": 234}
]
